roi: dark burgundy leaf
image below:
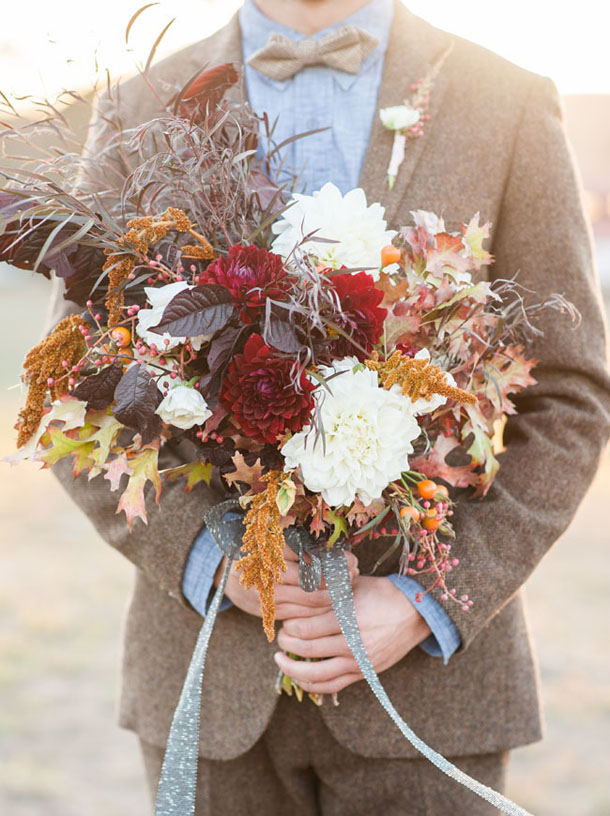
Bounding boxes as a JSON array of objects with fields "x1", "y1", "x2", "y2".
[
  {"x1": 0, "y1": 213, "x2": 104, "y2": 283},
  {"x1": 207, "y1": 327, "x2": 242, "y2": 376},
  {"x1": 263, "y1": 305, "x2": 301, "y2": 353},
  {"x1": 73, "y1": 363, "x2": 123, "y2": 410},
  {"x1": 113, "y1": 364, "x2": 162, "y2": 444},
  {"x1": 150, "y1": 284, "x2": 233, "y2": 338},
  {"x1": 197, "y1": 371, "x2": 223, "y2": 411}
]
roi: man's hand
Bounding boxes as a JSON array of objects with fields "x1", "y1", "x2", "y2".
[
  {"x1": 274, "y1": 575, "x2": 432, "y2": 695},
  {"x1": 214, "y1": 545, "x2": 359, "y2": 621}
]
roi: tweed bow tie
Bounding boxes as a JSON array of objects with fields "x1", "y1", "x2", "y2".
[{"x1": 247, "y1": 25, "x2": 380, "y2": 81}]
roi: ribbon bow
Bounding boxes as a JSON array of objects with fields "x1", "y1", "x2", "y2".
[{"x1": 247, "y1": 25, "x2": 379, "y2": 81}]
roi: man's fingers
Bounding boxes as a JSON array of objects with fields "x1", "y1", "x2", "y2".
[
  {"x1": 275, "y1": 584, "x2": 332, "y2": 608},
  {"x1": 275, "y1": 603, "x2": 332, "y2": 620},
  {"x1": 274, "y1": 652, "x2": 357, "y2": 683},
  {"x1": 280, "y1": 561, "x2": 358, "y2": 588},
  {"x1": 298, "y1": 674, "x2": 362, "y2": 696},
  {"x1": 281, "y1": 546, "x2": 359, "y2": 580},
  {"x1": 277, "y1": 629, "x2": 350, "y2": 659},
  {"x1": 280, "y1": 611, "x2": 340, "y2": 640},
  {"x1": 279, "y1": 562, "x2": 302, "y2": 585}
]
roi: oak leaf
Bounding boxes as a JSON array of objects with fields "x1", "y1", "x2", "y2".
[
  {"x1": 223, "y1": 451, "x2": 265, "y2": 494},
  {"x1": 376, "y1": 271, "x2": 410, "y2": 304},
  {"x1": 462, "y1": 213, "x2": 493, "y2": 269},
  {"x1": 103, "y1": 452, "x2": 133, "y2": 491},
  {"x1": 410, "y1": 434, "x2": 478, "y2": 488},
  {"x1": 36, "y1": 426, "x2": 96, "y2": 474},
  {"x1": 163, "y1": 460, "x2": 212, "y2": 492},
  {"x1": 116, "y1": 445, "x2": 162, "y2": 530}
]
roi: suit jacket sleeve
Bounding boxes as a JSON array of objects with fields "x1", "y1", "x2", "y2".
[
  {"x1": 421, "y1": 74, "x2": 610, "y2": 650},
  {"x1": 45, "y1": 90, "x2": 227, "y2": 607}
]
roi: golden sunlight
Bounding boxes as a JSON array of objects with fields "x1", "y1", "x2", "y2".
[{"x1": 0, "y1": 1, "x2": 608, "y2": 99}]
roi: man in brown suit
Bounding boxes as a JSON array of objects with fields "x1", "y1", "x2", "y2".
[{"x1": 47, "y1": 0, "x2": 610, "y2": 813}]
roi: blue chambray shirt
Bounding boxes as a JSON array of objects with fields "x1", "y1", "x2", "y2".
[{"x1": 182, "y1": 0, "x2": 461, "y2": 663}]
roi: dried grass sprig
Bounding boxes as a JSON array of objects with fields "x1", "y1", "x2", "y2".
[{"x1": 238, "y1": 470, "x2": 287, "y2": 641}]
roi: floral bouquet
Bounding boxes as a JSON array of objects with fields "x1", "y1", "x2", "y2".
[{"x1": 2, "y1": 60, "x2": 570, "y2": 816}]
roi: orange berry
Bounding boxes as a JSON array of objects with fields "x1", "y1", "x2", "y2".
[
  {"x1": 110, "y1": 326, "x2": 131, "y2": 348},
  {"x1": 436, "y1": 485, "x2": 449, "y2": 499},
  {"x1": 380, "y1": 244, "x2": 401, "y2": 267},
  {"x1": 417, "y1": 480, "x2": 438, "y2": 500},
  {"x1": 423, "y1": 517, "x2": 442, "y2": 531},
  {"x1": 400, "y1": 505, "x2": 419, "y2": 523}
]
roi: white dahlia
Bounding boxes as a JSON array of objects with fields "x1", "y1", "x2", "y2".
[
  {"x1": 281, "y1": 358, "x2": 422, "y2": 508},
  {"x1": 271, "y1": 182, "x2": 396, "y2": 280}
]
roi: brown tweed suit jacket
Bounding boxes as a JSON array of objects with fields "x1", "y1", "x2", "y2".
[{"x1": 47, "y1": 2, "x2": 610, "y2": 760}]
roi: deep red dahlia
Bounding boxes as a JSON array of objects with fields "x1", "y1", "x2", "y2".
[
  {"x1": 327, "y1": 271, "x2": 387, "y2": 359},
  {"x1": 199, "y1": 244, "x2": 288, "y2": 322},
  {"x1": 220, "y1": 333, "x2": 314, "y2": 444}
]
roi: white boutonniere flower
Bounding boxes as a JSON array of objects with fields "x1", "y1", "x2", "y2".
[
  {"x1": 379, "y1": 104, "x2": 422, "y2": 190},
  {"x1": 380, "y1": 104, "x2": 421, "y2": 132}
]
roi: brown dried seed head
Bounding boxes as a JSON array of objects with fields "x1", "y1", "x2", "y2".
[
  {"x1": 238, "y1": 471, "x2": 287, "y2": 641},
  {"x1": 365, "y1": 350, "x2": 476, "y2": 406},
  {"x1": 16, "y1": 314, "x2": 87, "y2": 447}
]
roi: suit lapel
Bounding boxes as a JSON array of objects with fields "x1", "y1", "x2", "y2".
[{"x1": 358, "y1": 2, "x2": 453, "y2": 227}]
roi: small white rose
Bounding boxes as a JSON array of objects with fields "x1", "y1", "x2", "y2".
[
  {"x1": 379, "y1": 105, "x2": 421, "y2": 132},
  {"x1": 155, "y1": 384, "x2": 212, "y2": 430}
]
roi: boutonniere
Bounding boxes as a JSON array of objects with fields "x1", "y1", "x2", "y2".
[
  {"x1": 379, "y1": 44, "x2": 454, "y2": 189},
  {"x1": 379, "y1": 102, "x2": 423, "y2": 189}
]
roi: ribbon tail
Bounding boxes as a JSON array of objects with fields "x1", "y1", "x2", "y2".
[
  {"x1": 319, "y1": 546, "x2": 533, "y2": 816},
  {"x1": 153, "y1": 556, "x2": 233, "y2": 816}
]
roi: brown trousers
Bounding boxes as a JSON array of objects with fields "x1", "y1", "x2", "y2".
[{"x1": 140, "y1": 694, "x2": 509, "y2": 815}]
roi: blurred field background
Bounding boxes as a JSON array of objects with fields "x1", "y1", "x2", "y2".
[{"x1": 2, "y1": 1, "x2": 610, "y2": 814}]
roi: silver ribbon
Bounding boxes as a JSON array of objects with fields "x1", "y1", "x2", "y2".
[
  {"x1": 155, "y1": 516, "x2": 532, "y2": 816},
  {"x1": 154, "y1": 500, "x2": 243, "y2": 816},
  {"x1": 318, "y1": 544, "x2": 533, "y2": 816}
]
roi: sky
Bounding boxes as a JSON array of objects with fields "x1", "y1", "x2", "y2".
[{"x1": 0, "y1": 1, "x2": 609, "y2": 102}]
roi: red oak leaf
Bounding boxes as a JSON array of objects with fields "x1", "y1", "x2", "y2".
[
  {"x1": 116, "y1": 444, "x2": 162, "y2": 530},
  {"x1": 103, "y1": 451, "x2": 133, "y2": 491}
]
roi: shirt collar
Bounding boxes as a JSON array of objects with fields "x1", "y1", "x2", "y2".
[{"x1": 239, "y1": 0, "x2": 394, "y2": 90}]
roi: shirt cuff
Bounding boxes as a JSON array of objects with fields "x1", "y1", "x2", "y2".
[
  {"x1": 387, "y1": 573, "x2": 461, "y2": 664},
  {"x1": 182, "y1": 513, "x2": 242, "y2": 617}
]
